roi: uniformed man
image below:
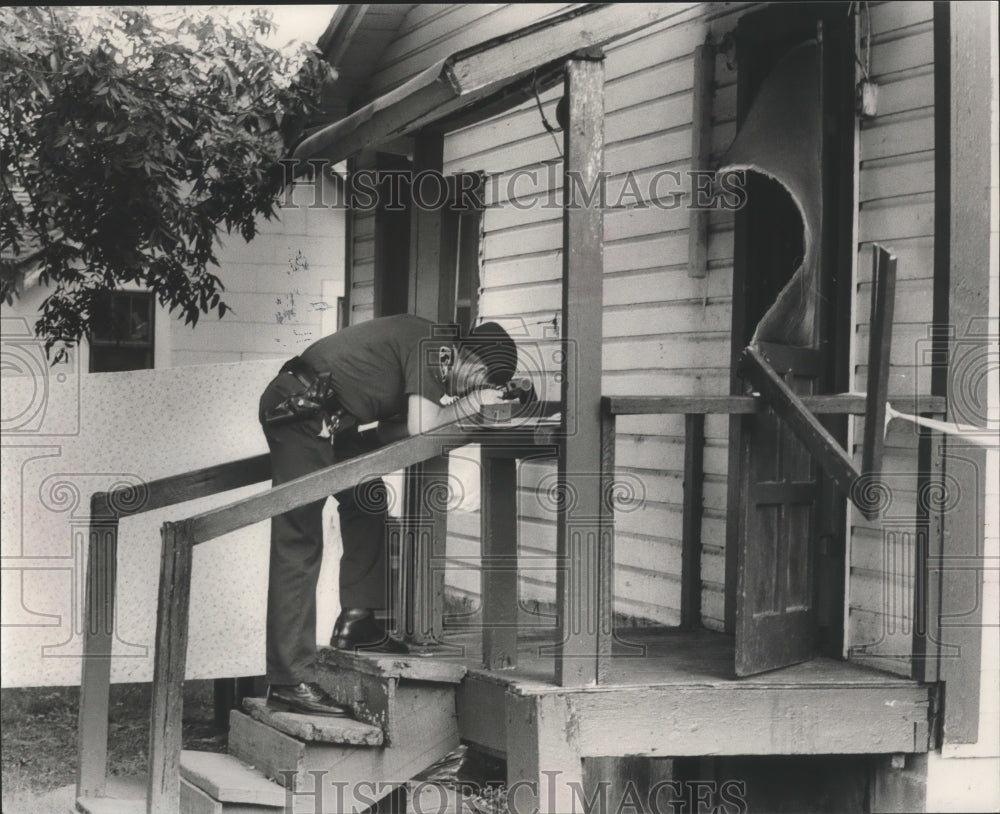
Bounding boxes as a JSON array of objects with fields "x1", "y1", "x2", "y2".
[{"x1": 258, "y1": 315, "x2": 517, "y2": 715}]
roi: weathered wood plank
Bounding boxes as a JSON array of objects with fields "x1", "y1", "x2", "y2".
[
  {"x1": 147, "y1": 521, "x2": 194, "y2": 814},
  {"x1": 861, "y1": 246, "x2": 897, "y2": 501},
  {"x1": 241, "y1": 698, "x2": 383, "y2": 746},
  {"x1": 113, "y1": 456, "x2": 271, "y2": 517},
  {"x1": 604, "y1": 394, "x2": 946, "y2": 416},
  {"x1": 680, "y1": 414, "x2": 705, "y2": 628},
  {"x1": 179, "y1": 779, "x2": 222, "y2": 814},
  {"x1": 568, "y1": 684, "x2": 930, "y2": 756},
  {"x1": 481, "y1": 451, "x2": 519, "y2": 670},
  {"x1": 936, "y1": 0, "x2": 990, "y2": 747},
  {"x1": 556, "y1": 54, "x2": 606, "y2": 688},
  {"x1": 227, "y1": 712, "x2": 304, "y2": 790},
  {"x1": 739, "y1": 346, "x2": 862, "y2": 506},
  {"x1": 505, "y1": 693, "x2": 585, "y2": 814},
  {"x1": 455, "y1": 673, "x2": 508, "y2": 758},
  {"x1": 180, "y1": 751, "x2": 284, "y2": 809},
  {"x1": 187, "y1": 429, "x2": 478, "y2": 544}
]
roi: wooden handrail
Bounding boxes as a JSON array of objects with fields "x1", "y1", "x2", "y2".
[
  {"x1": 78, "y1": 454, "x2": 270, "y2": 800},
  {"x1": 146, "y1": 422, "x2": 535, "y2": 812},
  {"x1": 186, "y1": 428, "x2": 480, "y2": 545},
  {"x1": 604, "y1": 394, "x2": 947, "y2": 416}
]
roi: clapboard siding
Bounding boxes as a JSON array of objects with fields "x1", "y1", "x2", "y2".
[
  {"x1": 848, "y1": 1, "x2": 937, "y2": 674},
  {"x1": 368, "y1": 4, "x2": 577, "y2": 98},
  {"x1": 339, "y1": 3, "x2": 945, "y2": 642},
  {"x1": 436, "y1": 4, "x2": 738, "y2": 625},
  {"x1": 349, "y1": 210, "x2": 375, "y2": 325}
]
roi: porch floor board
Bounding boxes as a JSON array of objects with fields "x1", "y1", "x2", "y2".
[{"x1": 411, "y1": 626, "x2": 923, "y2": 691}]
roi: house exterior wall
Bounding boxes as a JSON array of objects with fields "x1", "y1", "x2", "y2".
[
  {"x1": 340, "y1": 6, "x2": 995, "y2": 777},
  {"x1": 1, "y1": 179, "x2": 346, "y2": 688},
  {"x1": 1, "y1": 175, "x2": 344, "y2": 372},
  {"x1": 847, "y1": 0, "x2": 937, "y2": 677}
]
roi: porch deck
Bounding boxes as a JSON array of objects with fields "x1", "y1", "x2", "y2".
[{"x1": 346, "y1": 626, "x2": 933, "y2": 760}]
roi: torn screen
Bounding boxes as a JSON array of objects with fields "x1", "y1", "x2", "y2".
[{"x1": 719, "y1": 40, "x2": 822, "y2": 347}]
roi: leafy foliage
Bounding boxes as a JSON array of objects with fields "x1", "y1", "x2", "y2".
[{"x1": 0, "y1": 6, "x2": 333, "y2": 360}]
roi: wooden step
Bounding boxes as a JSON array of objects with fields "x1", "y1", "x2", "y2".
[
  {"x1": 76, "y1": 798, "x2": 145, "y2": 814},
  {"x1": 316, "y1": 645, "x2": 467, "y2": 684},
  {"x1": 181, "y1": 778, "x2": 282, "y2": 814},
  {"x1": 228, "y1": 681, "x2": 460, "y2": 812},
  {"x1": 314, "y1": 645, "x2": 466, "y2": 741},
  {"x1": 76, "y1": 777, "x2": 146, "y2": 814},
  {"x1": 242, "y1": 697, "x2": 384, "y2": 746},
  {"x1": 180, "y1": 750, "x2": 285, "y2": 809}
]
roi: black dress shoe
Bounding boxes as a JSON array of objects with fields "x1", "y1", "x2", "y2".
[
  {"x1": 267, "y1": 682, "x2": 351, "y2": 716},
  {"x1": 331, "y1": 608, "x2": 409, "y2": 654}
]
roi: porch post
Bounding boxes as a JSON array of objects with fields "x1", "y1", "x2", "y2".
[
  {"x1": 147, "y1": 520, "x2": 193, "y2": 813},
  {"x1": 933, "y1": 1, "x2": 991, "y2": 746},
  {"x1": 556, "y1": 53, "x2": 609, "y2": 687},
  {"x1": 403, "y1": 130, "x2": 449, "y2": 644}
]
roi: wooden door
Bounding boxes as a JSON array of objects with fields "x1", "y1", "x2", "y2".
[
  {"x1": 736, "y1": 342, "x2": 821, "y2": 675},
  {"x1": 726, "y1": 5, "x2": 856, "y2": 676}
]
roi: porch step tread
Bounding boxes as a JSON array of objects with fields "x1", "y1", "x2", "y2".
[
  {"x1": 180, "y1": 749, "x2": 285, "y2": 806},
  {"x1": 316, "y1": 645, "x2": 467, "y2": 684},
  {"x1": 76, "y1": 776, "x2": 146, "y2": 814},
  {"x1": 76, "y1": 799, "x2": 145, "y2": 814},
  {"x1": 243, "y1": 697, "x2": 384, "y2": 745}
]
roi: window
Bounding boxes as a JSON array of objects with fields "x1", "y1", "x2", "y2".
[{"x1": 88, "y1": 291, "x2": 154, "y2": 372}]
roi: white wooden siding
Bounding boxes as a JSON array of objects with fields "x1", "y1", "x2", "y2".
[
  {"x1": 438, "y1": 5, "x2": 732, "y2": 626},
  {"x1": 848, "y1": 0, "x2": 936, "y2": 675},
  {"x1": 169, "y1": 175, "x2": 344, "y2": 365},
  {"x1": 345, "y1": 2, "x2": 944, "y2": 646}
]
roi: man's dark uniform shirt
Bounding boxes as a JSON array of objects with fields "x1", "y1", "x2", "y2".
[
  {"x1": 299, "y1": 314, "x2": 446, "y2": 423},
  {"x1": 259, "y1": 314, "x2": 446, "y2": 686}
]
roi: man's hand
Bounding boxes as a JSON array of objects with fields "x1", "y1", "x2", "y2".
[{"x1": 406, "y1": 388, "x2": 504, "y2": 435}]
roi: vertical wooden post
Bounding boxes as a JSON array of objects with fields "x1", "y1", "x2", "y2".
[
  {"x1": 557, "y1": 53, "x2": 606, "y2": 687},
  {"x1": 403, "y1": 129, "x2": 450, "y2": 644},
  {"x1": 596, "y1": 406, "x2": 617, "y2": 683},
  {"x1": 405, "y1": 455, "x2": 449, "y2": 644},
  {"x1": 934, "y1": 1, "x2": 990, "y2": 746},
  {"x1": 147, "y1": 520, "x2": 193, "y2": 814},
  {"x1": 481, "y1": 450, "x2": 519, "y2": 669},
  {"x1": 681, "y1": 414, "x2": 705, "y2": 629},
  {"x1": 408, "y1": 131, "x2": 445, "y2": 322},
  {"x1": 913, "y1": 424, "x2": 943, "y2": 685},
  {"x1": 76, "y1": 493, "x2": 117, "y2": 799},
  {"x1": 505, "y1": 693, "x2": 585, "y2": 814}
]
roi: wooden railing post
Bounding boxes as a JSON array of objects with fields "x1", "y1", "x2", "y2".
[
  {"x1": 481, "y1": 449, "x2": 519, "y2": 670},
  {"x1": 147, "y1": 519, "x2": 194, "y2": 814},
  {"x1": 681, "y1": 414, "x2": 705, "y2": 629},
  {"x1": 556, "y1": 51, "x2": 606, "y2": 688},
  {"x1": 76, "y1": 492, "x2": 118, "y2": 799}
]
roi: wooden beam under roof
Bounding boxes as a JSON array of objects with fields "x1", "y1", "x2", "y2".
[{"x1": 292, "y1": 3, "x2": 700, "y2": 164}]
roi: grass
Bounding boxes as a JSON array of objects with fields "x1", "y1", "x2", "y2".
[{"x1": 1, "y1": 680, "x2": 225, "y2": 814}]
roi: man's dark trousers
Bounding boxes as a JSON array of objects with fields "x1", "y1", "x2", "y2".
[{"x1": 259, "y1": 371, "x2": 389, "y2": 685}]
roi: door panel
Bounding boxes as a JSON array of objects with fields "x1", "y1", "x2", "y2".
[{"x1": 736, "y1": 345, "x2": 821, "y2": 676}]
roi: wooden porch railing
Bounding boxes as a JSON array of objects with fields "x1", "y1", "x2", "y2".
[
  {"x1": 603, "y1": 392, "x2": 947, "y2": 671},
  {"x1": 79, "y1": 393, "x2": 945, "y2": 812},
  {"x1": 77, "y1": 453, "x2": 271, "y2": 801}
]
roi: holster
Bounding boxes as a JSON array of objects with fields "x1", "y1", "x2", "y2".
[{"x1": 264, "y1": 356, "x2": 358, "y2": 437}]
